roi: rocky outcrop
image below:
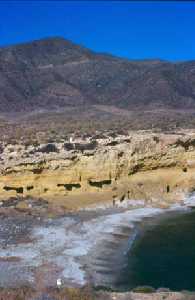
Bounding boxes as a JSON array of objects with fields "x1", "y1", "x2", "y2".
[
  {"x1": 1, "y1": 130, "x2": 195, "y2": 209},
  {"x1": 98, "y1": 291, "x2": 194, "y2": 300},
  {"x1": 0, "y1": 288, "x2": 192, "y2": 300}
]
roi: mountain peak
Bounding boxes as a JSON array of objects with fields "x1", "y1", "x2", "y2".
[{"x1": 0, "y1": 37, "x2": 195, "y2": 114}]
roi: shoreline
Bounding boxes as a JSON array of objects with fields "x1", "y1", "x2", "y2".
[{"x1": 0, "y1": 196, "x2": 193, "y2": 291}]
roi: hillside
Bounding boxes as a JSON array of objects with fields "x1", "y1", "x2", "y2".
[{"x1": 0, "y1": 37, "x2": 195, "y2": 113}]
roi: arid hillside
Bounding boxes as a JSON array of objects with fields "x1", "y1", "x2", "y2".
[
  {"x1": 0, "y1": 37, "x2": 195, "y2": 113},
  {"x1": 1, "y1": 37, "x2": 195, "y2": 141}
]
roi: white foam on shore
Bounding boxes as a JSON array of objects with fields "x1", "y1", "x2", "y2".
[
  {"x1": 184, "y1": 192, "x2": 195, "y2": 207},
  {"x1": 80, "y1": 199, "x2": 146, "y2": 211},
  {"x1": 0, "y1": 202, "x2": 190, "y2": 288}
]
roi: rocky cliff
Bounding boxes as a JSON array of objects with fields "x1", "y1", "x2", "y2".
[{"x1": 1, "y1": 130, "x2": 195, "y2": 210}]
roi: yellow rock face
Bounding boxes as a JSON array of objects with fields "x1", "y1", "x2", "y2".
[{"x1": 1, "y1": 130, "x2": 195, "y2": 209}]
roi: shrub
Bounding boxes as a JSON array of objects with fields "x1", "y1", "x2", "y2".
[{"x1": 132, "y1": 285, "x2": 155, "y2": 293}]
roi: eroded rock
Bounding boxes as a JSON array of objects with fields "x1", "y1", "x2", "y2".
[{"x1": 1, "y1": 130, "x2": 195, "y2": 209}]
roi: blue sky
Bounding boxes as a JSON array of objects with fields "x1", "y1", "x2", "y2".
[{"x1": 0, "y1": 1, "x2": 194, "y2": 61}]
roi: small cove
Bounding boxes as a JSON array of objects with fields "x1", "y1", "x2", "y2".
[
  {"x1": 114, "y1": 209, "x2": 195, "y2": 291},
  {"x1": 0, "y1": 203, "x2": 194, "y2": 292}
]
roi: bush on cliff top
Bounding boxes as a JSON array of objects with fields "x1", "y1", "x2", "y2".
[{"x1": 132, "y1": 285, "x2": 155, "y2": 293}]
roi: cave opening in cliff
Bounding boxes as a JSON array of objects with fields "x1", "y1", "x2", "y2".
[{"x1": 3, "y1": 186, "x2": 23, "y2": 194}]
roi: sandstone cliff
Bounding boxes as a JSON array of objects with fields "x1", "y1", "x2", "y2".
[{"x1": 1, "y1": 130, "x2": 195, "y2": 210}]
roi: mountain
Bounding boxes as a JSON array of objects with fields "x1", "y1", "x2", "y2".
[{"x1": 0, "y1": 36, "x2": 195, "y2": 113}]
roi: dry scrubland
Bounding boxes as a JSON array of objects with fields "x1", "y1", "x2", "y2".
[{"x1": 2, "y1": 106, "x2": 195, "y2": 146}]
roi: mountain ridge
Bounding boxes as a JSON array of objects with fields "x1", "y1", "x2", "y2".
[{"x1": 0, "y1": 36, "x2": 195, "y2": 113}]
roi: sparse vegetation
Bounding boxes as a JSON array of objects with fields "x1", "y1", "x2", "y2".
[
  {"x1": 2, "y1": 106, "x2": 195, "y2": 145},
  {"x1": 132, "y1": 285, "x2": 155, "y2": 293}
]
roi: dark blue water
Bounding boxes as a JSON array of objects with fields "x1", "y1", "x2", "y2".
[{"x1": 116, "y1": 209, "x2": 195, "y2": 291}]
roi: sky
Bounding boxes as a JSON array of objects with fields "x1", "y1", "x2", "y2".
[{"x1": 0, "y1": 1, "x2": 194, "y2": 61}]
